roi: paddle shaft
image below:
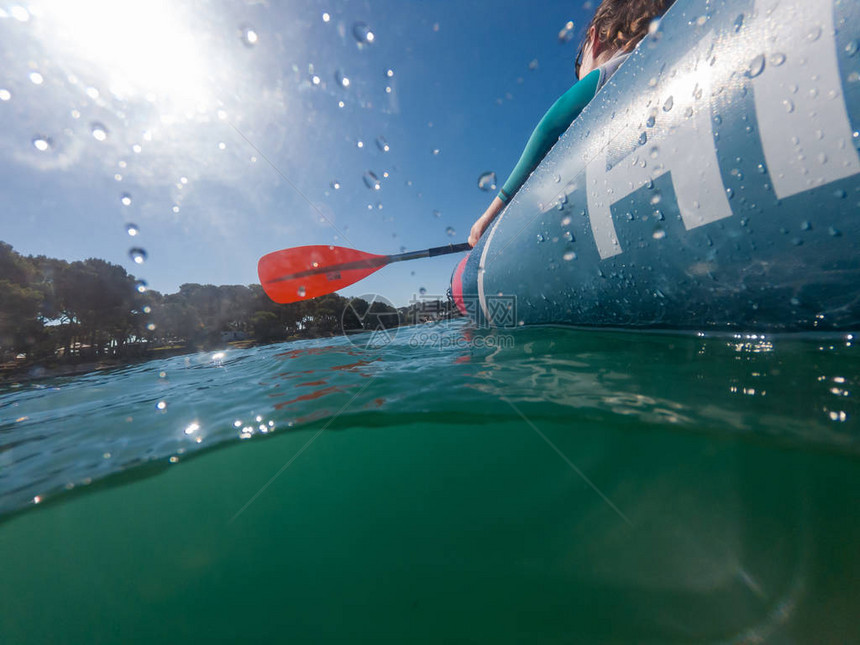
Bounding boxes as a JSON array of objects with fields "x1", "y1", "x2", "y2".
[{"x1": 267, "y1": 242, "x2": 471, "y2": 283}]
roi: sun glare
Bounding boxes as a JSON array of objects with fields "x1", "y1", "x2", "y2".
[{"x1": 33, "y1": 0, "x2": 215, "y2": 117}]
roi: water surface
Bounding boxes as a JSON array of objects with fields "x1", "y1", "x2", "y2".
[{"x1": 1, "y1": 321, "x2": 858, "y2": 643}]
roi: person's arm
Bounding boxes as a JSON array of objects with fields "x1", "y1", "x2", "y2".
[{"x1": 468, "y1": 68, "x2": 601, "y2": 247}]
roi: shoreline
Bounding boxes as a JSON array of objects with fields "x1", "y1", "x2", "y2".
[{"x1": 0, "y1": 345, "x2": 195, "y2": 386}]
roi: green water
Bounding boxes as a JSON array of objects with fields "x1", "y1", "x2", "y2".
[{"x1": 1, "y1": 322, "x2": 858, "y2": 643}]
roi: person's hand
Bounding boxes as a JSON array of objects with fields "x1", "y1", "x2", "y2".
[
  {"x1": 468, "y1": 196, "x2": 505, "y2": 247},
  {"x1": 468, "y1": 214, "x2": 492, "y2": 247}
]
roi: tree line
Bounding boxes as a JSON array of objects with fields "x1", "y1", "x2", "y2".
[{"x1": 0, "y1": 241, "x2": 454, "y2": 367}]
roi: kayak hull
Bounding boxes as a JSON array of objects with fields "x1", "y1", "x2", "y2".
[{"x1": 453, "y1": 0, "x2": 860, "y2": 332}]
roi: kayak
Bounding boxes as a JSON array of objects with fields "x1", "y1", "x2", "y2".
[{"x1": 451, "y1": 0, "x2": 860, "y2": 332}]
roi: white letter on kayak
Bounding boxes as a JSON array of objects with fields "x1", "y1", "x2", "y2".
[
  {"x1": 752, "y1": 0, "x2": 860, "y2": 198},
  {"x1": 586, "y1": 33, "x2": 732, "y2": 260}
]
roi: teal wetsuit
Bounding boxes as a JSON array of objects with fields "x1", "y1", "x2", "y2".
[{"x1": 497, "y1": 67, "x2": 602, "y2": 204}]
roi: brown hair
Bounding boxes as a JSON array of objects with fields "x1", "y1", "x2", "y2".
[{"x1": 584, "y1": 0, "x2": 676, "y2": 54}]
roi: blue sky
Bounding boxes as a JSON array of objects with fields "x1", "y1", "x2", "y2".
[{"x1": 0, "y1": 0, "x2": 596, "y2": 306}]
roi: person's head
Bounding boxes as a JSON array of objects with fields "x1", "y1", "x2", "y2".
[{"x1": 576, "y1": 0, "x2": 676, "y2": 79}]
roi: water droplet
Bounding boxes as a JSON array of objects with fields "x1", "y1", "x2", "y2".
[
  {"x1": 29, "y1": 71, "x2": 43, "y2": 85},
  {"x1": 746, "y1": 54, "x2": 765, "y2": 78},
  {"x1": 90, "y1": 122, "x2": 108, "y2": 141},
  {"x1": 562, "y1": 231, "x2": 574, "y2": 242},
  {"x1": 847, "y1": 40, "x2": 859, "y2": 57},
  {"x1": 652, "y1": 229, "x2": 667, "y2": 239},
  {"x1": 558, "y1": 20, "x2": 575, "y2": 43},
  {"x1": 335, "y1": 70, "x2": 350, "y2": 88},
  {"x1": 726, "y1": 187, "x2": 734, "y2": 199},
  {"x1": 445, "y1": 226, "x2": 455, "y2": 237},
  {"x1": 362, "y1": 171, "x2": 380, "y2": 190},
  {"x1": 770, "y1": 52, "x2": 787, "y2": 66},
  {"x1": 477, "y1": 171, "x2": 497, "y2": 192},
  {"x1": 757, "y1": 163, "x2": 767, "y2": 173},
  {"x1": 536, "y1": 234, "x2": 545, "y2": 243},
  {"x1": 828, "y1": 227, "x2": 842, "y2": 237},
  {"x1": 126, "y1": 223, "x2": 139, "y2": 237},
  {"x1": 376, "y1": 136, "x2": 390, "y2": 152},
  {"x1": 528, "y1": 59, "x2": 539, "y2": 71},
  {"x1": 322, "y1": 12, "x2": 331, "y2": 23},
  {"x1": 386, "y1": 69, "x2": 394, "y2": 78},
  {"x1": 352, "y1": 21, "x2": 375, "y2": 44},
  {"x1": 296, "y1": 286, "x2": 306, "y2": 297},
  {"x1": 662, "y1": 95, "x2": 674, "y2": 112},
  {"x1": 650, "y1": 192, "x2": 662, "y2": 205},
  {"x1": 713, "y1": 114, "x2": 723, "y2": 125},
  {"x1": 684, "y1": 106, "x2": 693, "y2": 118},
  {"x1": 638, "y1": 131, "x2": 648, "y2": 145},
  {"x1": 783, "y1": 98, "x2": 795, "y2": 113},
  {"x1": 432, "y1": 209, "x2": 441, "y2": 218},
  {"x1": 239, "y1": 24, "x2": 259, "y2": 47},
  {"x1": 129, "y1": 248, "x2": 147, "y2": 264},
  {"x1": 330, "y1": 179, "x2": 341, "y2": 190},
  {"x1": 135, "y1": 280, "x2": 148, "y2": 293},
  {"x1": 121, "y1": 193, "x2": 132, "y2": 206},
  {"x1": 833, "y1": 188, "x2": 847, "y2": 199},
  {"x1": 419, "y1": 287, "x2": 427, "y2": 296},
  {"x1": 733, "y1": 14, "x2": 744, "y2": 32},
  {"x1": 654, "y1": 210, "x2": 664, "y2": 221},
  {"x1": 801, "y1": 221, "x2": 812, "y2": 231},
  {"x1": 806, "y1": 25, "x2": 821, "y2": 42},
  {"x1": 646, "y1": 112, "x2": 656, "y2": 128},
  {"x1": 563, "y1": 251, "x2": 577, "y2": 261},
  {"x1": 432, "y1": 148, "x2": 440, "y2": 156},
  {"x1": 0, "y1": 89, "x2": 11, "y2": 101},
  {"x1": 32, "y1": 136, "x2": 51, "y2": 151}
]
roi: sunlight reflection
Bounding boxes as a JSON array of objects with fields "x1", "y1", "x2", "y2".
[{"x1": 728, "y1": 334, "x2": 774, "y2": 354}]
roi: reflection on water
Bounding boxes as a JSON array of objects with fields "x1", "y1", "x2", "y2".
[{"x1": 1, "y1": 321, "x2": 857, "y2": 518}]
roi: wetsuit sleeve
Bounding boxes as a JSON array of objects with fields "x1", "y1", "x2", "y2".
[{"x1": 497, "y1": 68, "x2": 600, "y2": 203}]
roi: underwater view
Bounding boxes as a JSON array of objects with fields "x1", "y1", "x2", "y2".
[{"x1": 1, "y1": 0, "x2": 859, "y2": 643}]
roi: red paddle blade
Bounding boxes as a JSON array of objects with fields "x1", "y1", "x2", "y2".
[{"x1": 258, "y1": 245, "x2": 388, "y2": 303}]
